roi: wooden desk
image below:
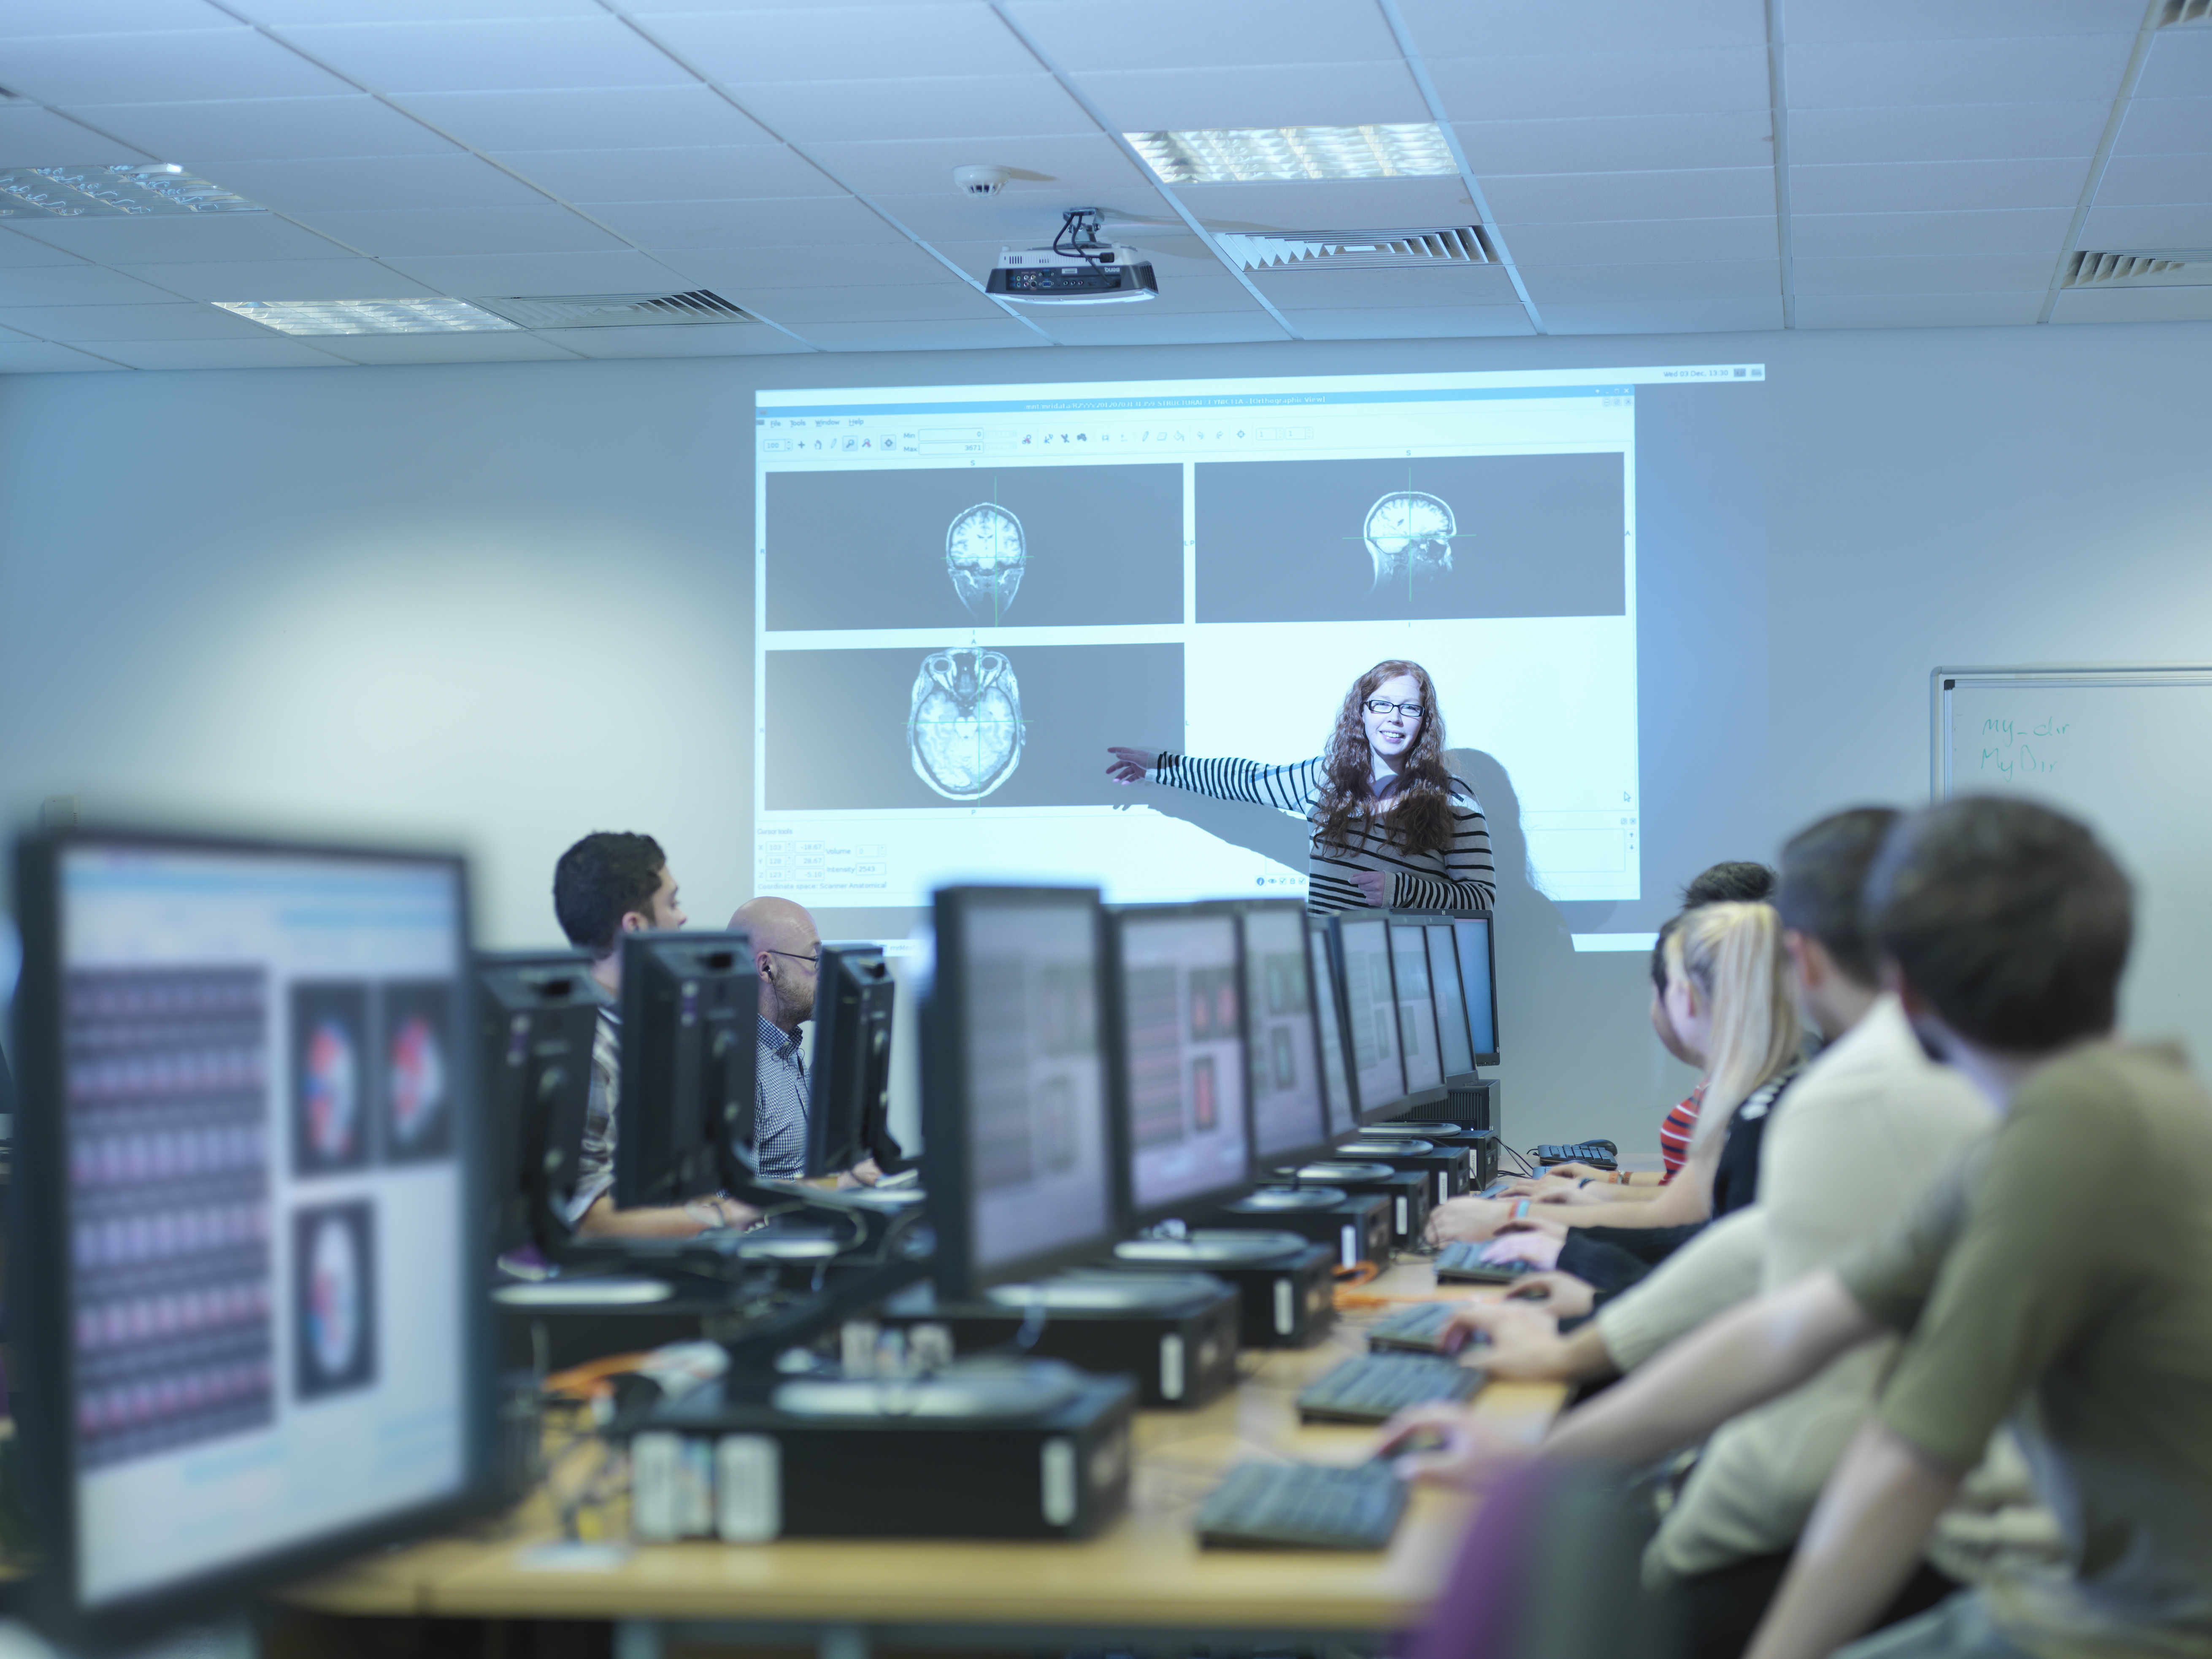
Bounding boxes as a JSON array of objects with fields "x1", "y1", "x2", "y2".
[{"x1": 286, "y1": 1261, "x2": 1563, "y2": 1655}]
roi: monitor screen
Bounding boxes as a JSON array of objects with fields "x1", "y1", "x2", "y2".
[
  {"x1": 1240, "y1": 905, "x2": 1327, "y2": 1159},
  {"x1": 1306, "y1": 924, "x2": 1358, "y2": 1139},
  {"x1": 1424, "y1": 923, "x2": 1476, "y2": 1078},
  {"x1": 1333, "y1": 916, "x2": 1404, "y2": 1115},
  {"x1": 956, "y1": 895, "x2": 1114, "y2": 1281},
  {"x1": 1116, "y1": 908, "x2": 1250, "y2": 1215},
  {"x1": 1388, "y1": 922, "x2": 1444, "y2": 1097},
  {"x1": 1452, "y1": 916, "x2": 1500, "y2": 1063},
  {"x1": 26, "y1": 836, "x2": 482, "y2": 1618}
]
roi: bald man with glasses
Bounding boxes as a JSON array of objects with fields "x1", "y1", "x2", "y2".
[{"x1": 733, "y1": 896, "x2": 881, "y2": 1186}]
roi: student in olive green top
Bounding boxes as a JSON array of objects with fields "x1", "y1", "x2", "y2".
[{"x1": 1382, "y1": 797, "x2": 2212, "y2": 1659}]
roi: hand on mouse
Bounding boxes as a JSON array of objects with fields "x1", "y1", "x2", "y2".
[
  {"x1": 1372, "y1": 1403, "x2": 1533, "y2": 1491},
  {"x1": 1504, "y1": 1272, "x2": 1597, "y2": 1319}
]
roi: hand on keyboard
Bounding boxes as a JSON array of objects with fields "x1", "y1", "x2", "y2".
[
  {"x1": 1504, "y1": 1272, "x2": 1596, "y2": 1319},
  {"x1": 1480, "y1": 1230, "x2": 1565, "y2": 1271},
  {"x1": 1436, "y1": 1299, "x2": 1573, "y2": 1382},
  {"x1": 1371, "y1": 1402, "x2": 1536, "y2": 1493},
  {"x1": 1422, "y1": 1194, "x2": 1514, "y2": 1247}
]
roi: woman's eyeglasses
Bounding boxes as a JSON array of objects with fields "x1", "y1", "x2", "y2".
[{"x1": 1364, "y1": 699, "x2": 1425, "y2": 720}]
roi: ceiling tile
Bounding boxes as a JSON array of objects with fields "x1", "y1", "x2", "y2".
[
  {"x1": 1537, "y1": 295, "x2": 1783, "y2": 333},
  {"x1": 1425, "y1": 49, "x2": 1771, "y2": 122},
  {"x1": 1482, "y1": 168, "x2": 1774, "y2": 223},
  {"x1": 1002, "y1": 0, "x2": 1405, "y2": 71},
  {"x1": 1791, "y1": 251, "x2": 2058, "y2": 295},
  {"x1": 1283, "y1": 304, "x2": 1536, "y2": 338},
  {"x1": 308, "y1": 330, "x2": 590, "y2": 365},
  {"x1": 1788, "y1": 101, "x2": 2111, "y2": 165},
  {"x1": 800, "y1": 134, "x2": 1149, "y2": 199},
  {"x1": 374, "y1": 249, "x2": 695, "y2": 293},
  {"x1": 287, "y1": 204, "x2": 627, "y2": 256},
  {"x1": 1784, "y1": 36, "x2": 2136, "y2": 109},
  {"x1": 588, "y1": 197, "x2": 908, "y2": 248},
  {"x1": 1517, "y1": 259, "x2": 1779, "y2": 303},
  {"x1": 0, "y1": 299, "x2": 273, "y2": 340},
  {"x1": 200, "y1": 154, "x2": 548, "y2": 213},
  {"x1": 0, "y1": 2, "x2": 238, "y2": 38},
  {"x1": 2081, "y1": 203, "x2": 2212, "y2": 247},
  {"x1": 88, "y1": 335, "x2": 352, "y2": 367},
  {"x1": 0, "y1": 229, "x2": 90, "y2": 269},
  {"x1": 1019, "y1": 311, "x2": 1290, "y2": 345},
  {"x1": 548, "y1": 321, "x2": 817, "y2": 357},
  {"x1": 2050, "y1": 284, "x2": 2212, "y2": 324},
  {"x1": 1393, "y1": 0, "x2": 1765, "y2": 57},
  {"x1": 641, "y1": 5, "x2": 1037, "y2": 82},
  {"x1": 2134, "y1": 24, "x2": 2212, "y2": 101},
  {"x1": 54, "y1": 94, "x2": 460, "y2": 162},
  {"x1": 4, "y1": 212, "x2": 355, "y2": 262},
  {"x1": 498, "y1": 146, "x2": 836, "y2": 204},
  {"x1": 2115, "y1": 97, "x2": 2212, "y2": 157},
  {"x1": 723, "y1": 281, "x2": 1003, "y2": 323},
  {"x1": 397, "y1": 86, "x2": 778, "y2": 151},
  {"x1": 0, "y1": 103, "x2": 154, "y2": 165},
  {"x1": 0, "y1": 261, "x2": 211, "y2": 304},
  {"x1": 1455, "y1": 113, "x2": 1774, "y2": 176},
  {"x1": 649, "y1": 240, "x2": 971, "y2": 289},
  {"x1": 269, "y1": 18, "x2": 695, "y2": 95},
  {"x1": 862, "y1": 186, "x2": 1165, "y2": 243},
  {"x1": 1787, "y1": 0, "x2": 2147, "y2": 41},
  {"x1": 1249, "y1": 265, "x2": 1525, "y2": 309},
  {"x1": 1790, "y1": 207, "x2": 2074, "y2": 257},
  {"x1": 108, "y1": 255, "x2": 444, "y2": 298},
  {"x1": 1793, "y1": 291, "x2": 2045, "y2": 327},
  {"x1": 1168, "y1": 177, "x2": 1479, "y2": 231},
  {"x1": 1790, "y1": 158, "x2": 2092, "y2": 215},
  {"x1": 1498, "y1": 216, "x2": 1778, "y2": 264},
  {"x1": 781, "y1": 316, "x2": 1041, "y2": 350},
  {"x1": 2093, "y1": 152, "x2": 2212, "y2": 208},
  {"x1": 0, "y1": 337, "x2": 124, "y2": 370},
  {"x1": 243, "y1": 0, "x2": 603, "y2": 20},
  {"x1": 0, "y1": 28, "x2": 351, "y2": 105},
  {"x1": 725, "y1": 74, "x2": 1095, "y2": 143},
  {"x1": 1071, "y1": 62, "x2": 1429, "y2": 131}
]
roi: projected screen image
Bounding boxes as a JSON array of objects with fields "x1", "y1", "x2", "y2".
[{"x1": 754, "y1": 366, "x2": 1760, "y2": 911}]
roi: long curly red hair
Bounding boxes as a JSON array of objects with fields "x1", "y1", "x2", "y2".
[{"x1": 1314, "y1": 659, "x2": 1460, "y2": 858}]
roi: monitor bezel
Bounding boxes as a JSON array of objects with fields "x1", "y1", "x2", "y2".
[
  {"x1": 1450, "y1": 911, "x2": 1502, "y2": 1067},
  {"x1": 1103, "y1": 899, "x2": 1257, "y2": 1229},
  {"x1": 9, "y1": 824, "x2": 501, "y2": 1650},
  {"x1": 803, "y1": 942, "x2": 892, "y2": 1179},
  {"x1": 1234, "y1": 900, "x2": 1336, "y2": 1169},
  {"x1": 617, "y1": 929, "x2": 755, "y2": 1210},
  {"x1": 922, "y1": 886, "x2": 1116, "y2": 1300},
  {"x1": 1326, "y1": 911, "x2": 1407, "y2": 1124}
]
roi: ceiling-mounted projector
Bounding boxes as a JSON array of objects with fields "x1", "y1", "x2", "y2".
[{"x1": 985, "y1": 208, "x2": 1158, "y2": 305}]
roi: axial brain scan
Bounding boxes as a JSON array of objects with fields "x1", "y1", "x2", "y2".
[
  {"x1": 946, "y1": 503, "x2": 1027, "y2": 622},
  {"x1": 908, "y1": 647, "x2": 1024, "y2": 800},
  {"x1": 1363, "y1": 491, "x2": 1457, "y2": 589}
]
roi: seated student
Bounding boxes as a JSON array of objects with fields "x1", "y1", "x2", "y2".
[
  {"x1": 554, "y1": 832, "x2": 756, "y2": 1239},
  {"x1": 1442, "y1": 809, "x2": 2027, "y2": 1654},
  {"x1": 733, "y1": 895, "x2": 882, "y2": 1187},
  {"x1": 1389, "y1": 798, "x2": 2212, "y2": 1659}
]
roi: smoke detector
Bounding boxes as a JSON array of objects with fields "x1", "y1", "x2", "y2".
[{"x1": 955, "y1": 165, "x2": 1011, "y2": 198}]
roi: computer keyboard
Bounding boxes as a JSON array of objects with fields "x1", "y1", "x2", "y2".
[
  {"x1": 1295, "y1": 1352, "x2": 1485, "y2": 1424},
  {"x1": 1433, "y1": 1242, "x2": 1534, "y2": 1285},
  {"x1": 1193, "y1": 1460, "x2": 1409, "y2": 1550},
  {"x1": 1533, "y1": 1140, "x2": 1617, "y2": 1170},
  {"x1": 1365, "y1": 1300, "x2": 1479, "y2": 1355}
]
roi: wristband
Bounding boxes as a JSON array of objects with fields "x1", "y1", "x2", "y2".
[{"x1": 1512, "y1": 1198, "x2": 1530, "y2": 1221}]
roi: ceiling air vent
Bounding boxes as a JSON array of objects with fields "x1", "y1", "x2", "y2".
[
  {"x1": 471, "y1": 290, "x2": 757, "y2": 328},
  {"x1": 2157, "y1": 0, "x2": 2211, "y2": 24},
  {"x1": 2063, "y1": 250, "x2": 2212, "y2": 288},
  {"x1": 1213, "y1": 226, "x2": 1495, "y2": 273}
]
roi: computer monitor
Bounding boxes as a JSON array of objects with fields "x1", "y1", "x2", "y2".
[
  {"x1": 922, "y1": 887, "x2": 1116, "y2": 1297},
  {"x1": 8, "y1": 827, "x2": 496, "y2": 1643},
  {"x1": 1386, "y1": 919, "x2": 1444, "y2": 1103},
  {"x1": 1329, "y1": 913, "x2": 1405, "y2": 1118},
  {"x1": 1451, "y1": 914, "x2": 1501, "y2": 1065},
  {"x1": 1105, "y1": 903, "x2": 1252, "y2": 1225},
  {"x1": 1305, "y1": 921, "x2": 1359, "y2": 1140},
  {"x1": 1423, "y1": 921, "x2": 1478, "y2": 1081},
  {"x1": 474, "y1": 950, "x2": 607, "y2": 1257},
  {"x1": 616, "y1": 930, "x2": 755, "y2": 1210},
  {"x1": 1237, "y1": 901, "x2": 1331, "y2": 1164},
  {"x1": 805, "y1": 943, "x2": 900, "y2": 1178}
]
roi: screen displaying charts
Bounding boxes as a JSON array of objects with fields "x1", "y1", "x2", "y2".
[
  {"x1": 57, "y1": 844, "x2": 467, "y2": 1609},
  {"x1": 1241, "y1": 905, "x2": 1327, "y2": 1158},
  {"x1": 1333, "y1": 916, "x2": 1403, "y2": 1114},
  {"x1": 1389, "y1": 922, "x2": 1444, "y2": 1096},
  {"x1": 1116, "y1": 910, "x2": 1249, "y2": 1212},
  {"x1": 750, "y1": 366, "x2": 1769, "y2": 910}
]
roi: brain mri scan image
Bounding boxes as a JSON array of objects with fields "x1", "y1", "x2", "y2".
[
  {"x1": 293, "y1": 1202, "x2": 376, "y2": 1398},
  {"x1": 1363, "y1": 491, "x2": 1457, "y2": 590},
  {"x1": 908, "y1": 647, "x2": 1024, "y2": 800},
  {"x1": 946, "y1": 502, "x2": 1027, "y2": 623}
]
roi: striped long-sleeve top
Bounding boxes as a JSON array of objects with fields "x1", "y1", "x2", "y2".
[{"x1": 1153, "y1": 753, "x2": 1496, "y2": 916}]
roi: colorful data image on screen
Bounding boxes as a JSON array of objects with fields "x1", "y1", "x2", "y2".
[
  {"x1": 291, "y1": 983, "x2": 369, "y2": 1175},
  {"x1": 379, "y1": 982, "x2": 453, "y2": 1162},
  {"x1": 293, "y1": 1202, "x2": 377, "y2": 1400}
]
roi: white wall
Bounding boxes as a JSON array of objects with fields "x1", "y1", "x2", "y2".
[{"x1": 5, "y1": 319, "x2": 2208, "y2": 1149}]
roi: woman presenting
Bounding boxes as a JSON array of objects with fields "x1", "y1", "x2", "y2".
[{"x1": 1106, "y1": 659, "x2": 1495, "y2": 915}]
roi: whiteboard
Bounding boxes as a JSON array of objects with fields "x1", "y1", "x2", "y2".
[{"x1": 1935, "y1": 665, "x2": 2212, "y2": 1078}]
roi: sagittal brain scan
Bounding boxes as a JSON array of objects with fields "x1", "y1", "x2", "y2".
[
  {"x1": 1364, "y1": 491, "x2": 1458, "y2": 590},
  {"x1": 946, "y1": 502, "x2": 1027, "y2": 623},
  {"x1": 293, "y1": 1201, "x2": 376, "y2": 1400},
  {"x1": 908, "y1": 648, "x2": 1024, "y2": 800}
]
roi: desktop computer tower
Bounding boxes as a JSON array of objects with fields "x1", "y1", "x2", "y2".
[
  {"x1": 1339, "y1": 1138, "x2": 1474, "y2": 1207},
  {"x1": 1447, "y1": 1077, "x2": 1500, "y2": 1135},
  {"x1": 1097, "y1": 1233, "x2": 1337, "y2": 1349},
  {"x1": 1211, "y1": 1187, "x2": 1393, "y2": 1269}
]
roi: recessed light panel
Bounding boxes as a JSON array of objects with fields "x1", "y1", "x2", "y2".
[
  {"x1": 214, "y1": 299, "x2": 520, "y2": 336},
  {"x1": 1126, "y1": 125, "x2": 1458, "y2": 185},
  {"x1": 0, "y1": 164, "x2": 261, "y2": 218}
]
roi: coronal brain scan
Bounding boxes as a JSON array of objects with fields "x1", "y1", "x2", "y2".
[
  {"x1": 1363, "y1": 491, "x2": 1458, "y2": 590},
  {"x1": 946, "y1": 502, "x2": 1027, "y2": 623},
  {"x1": 908, "y1": 647, "x2": 1024, "y2": 800}
]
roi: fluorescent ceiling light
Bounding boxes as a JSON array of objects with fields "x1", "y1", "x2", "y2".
[
  {"x1": 215, "y1": 299, "x2": 519, "y2": 336},
  {"x1": 471, "y1": 290, "x2": 756, "y2": 328},
  {"x1": 1126, "y1": 125, "x2": 1458, "y2": 185},
  {"x1": 0, "y1": 164, "x2": 260, "y2": 218}
]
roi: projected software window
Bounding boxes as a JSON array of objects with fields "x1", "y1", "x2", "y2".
[{"x1": 755, "y1": 365, "x2": 1761, "y2": 908}]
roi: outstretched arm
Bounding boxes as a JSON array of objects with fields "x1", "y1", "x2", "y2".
[{"x1": 1106, "y1": 749, "x2": 1325, "y2": 813}]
